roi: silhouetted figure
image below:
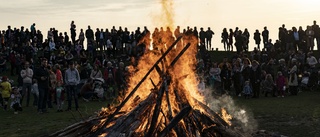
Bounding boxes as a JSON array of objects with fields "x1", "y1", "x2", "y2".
[
  {"x1": 193, "y1": 27, "x2": 199, "y2": 45},
  {"x1": 306, "y1": 25, "x2": 315, "y2": 51},
  {"x1": 254, "y1": 29, "x2": 261, "y2": 50},
  {"x1": 228, "y1": 29, "x2": 234, "y2": 51},
  {"x1": 262, "y1": 26, "x2": 269, "y2": 47},
  {"x1": 235, "y1": 30, "x2": 244, "y2": 54},
  {"x1": 243, "y1": 28, "x2": 250, "y2": 52},
  {"x1": 292, "y1": 27, "x2": 300, "y2": 51},
  {"x1": 199, "y1": 27, "x2": 206, "y2": 47},
  {"x1": 70, "y1": 21, "x2": 76, "y2": 45},
  {"x1": 221, "y1": 28, "x2": 228, "y2": 51},
  {"x1": 206, "y1": 27, "x2": 214, "y2": 50},
  {"x1": 85, "y1": 25, "x2": 94, "y2": 46},
  {"x1": 312, "y1": 20, "x2": 320, "y2": 50}
]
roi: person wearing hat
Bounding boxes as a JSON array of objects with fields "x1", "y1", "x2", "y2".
[{"x1": 0, "y1": 76, "x2": 12, "y2": 110}]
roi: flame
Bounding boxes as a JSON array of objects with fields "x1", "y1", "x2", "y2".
[
  {"x1": 221, "y1": 108, "x2": 232, "y2": 126},
  {"x1": 94, "y1": 0, "x2": 235, "y2": 136}
]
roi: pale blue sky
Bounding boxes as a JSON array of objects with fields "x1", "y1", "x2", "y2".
[{"x1": 1, "y1": 0, "x2": 320, "y2": 50}]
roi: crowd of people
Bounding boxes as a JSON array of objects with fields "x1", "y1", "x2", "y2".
[
  {"x1": 0, "y1": 20, "x2": 320, "y2": 114},
  {"x1": 201, "y1": 21, "x2": 320, "y2": 98}
]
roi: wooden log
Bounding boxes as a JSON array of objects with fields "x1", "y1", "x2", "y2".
[
  {"x1": 192, "y1": 97, "x2": 230, "y2": 127},
  {"x1": 91, "y1": 36, "x2": 183, "y2": 137},
  {"x1": 145, "y1": 79, "x2": 167, "y2": 137},
  {"x1": 158, "y1": 105, "x2": 192, "y2": 137},
  {"x1": 105, "y1": 93, "x2": 156, "y2": 137}
]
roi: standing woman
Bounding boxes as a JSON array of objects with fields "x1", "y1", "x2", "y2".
[
  {"x1": 254, "y1": 29, "x2": 261, "y2": 50},
  {"x1": 221, "y1": 28, "x2": 229, "y2": 51},
  {"x1": 228, "y1": 29, "x2": 234, "y2": 51},
  {"x1": 288, "y1": 58, "x2": 299, "y2": 95}
]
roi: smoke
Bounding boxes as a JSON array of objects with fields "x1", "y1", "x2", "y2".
[
  {"x1": 202, "y1": 87, "x2": 258, "y2": 133},
  {"x1": 151, "y1": 0, "x2": 175, "y2": 30}
]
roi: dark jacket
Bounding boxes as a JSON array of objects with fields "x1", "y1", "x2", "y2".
[{"x1": 34, "y1": 66, "x2": 50, "y2": 88}]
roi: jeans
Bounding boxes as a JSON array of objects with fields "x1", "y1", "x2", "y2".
[
  {"x1": 21, "y1": 83, "x2": 32, "y2": 106},
  {"x1": 38, "y1": 87, "x2": 48, "y2": 112},
  {"x1": 66, "y1": 85, "x2": 79, "y2": 110}
]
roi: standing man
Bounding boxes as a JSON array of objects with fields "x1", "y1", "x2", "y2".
[
  {"x1": 312, "y1": 20, "x2": 320, "y2": 50},
  {"x1": 262, "y1": 26, "x2": 269, "y2": 47},
  {"x1": 70, "y1": 21, "x2": 76, "y2": 45},
  {"x1": 20, "y1": 61, "x2": 33, "y2": 107},
  {"x1": 34, "y1": 58, "x2": 50, "y2": 113},
  {"x1": 206, "y1": 27, "x2": 215, "y2": 50},
  {"x1": 65, "y1": 61, "x2": 80, "y2": 111},
  {"x1": 85, "y1": 25, "x2": 94, "y2": 46}
]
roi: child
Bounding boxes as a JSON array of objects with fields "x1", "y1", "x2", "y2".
[
  {"x1": 242, "y1": 81, "x2": 252, "y2": 99},
  {"x1": 31, "y1": 79, "x2": 39, "y2": 107},
  {"x1": 276, "y1": 71, "x2": 286, "y2": 97},
  {"x1": 56, "y1": 81, "x2": 64, "y2": 112},
  {"x1": 262, "y1": 74, "x2": 274, "y2": 97},
  {"x1": 10, "y1": 88, "x2": 22, "y2": 114},
  {"x1": 0, "y1": 76, "x2": 12, "y2": 110}
]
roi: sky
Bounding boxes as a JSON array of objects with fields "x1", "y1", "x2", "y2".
[{"x1": 0, "y1": 0, "x2": 320, "y2": 51}]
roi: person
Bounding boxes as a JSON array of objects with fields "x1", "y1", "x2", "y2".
[
  {"x1": 79, "y1": 29, "x2": 85, "y2": 46},
  {"x1": 306, "y1": 52, "x2": 318, "y2": 71},
  {"x1": 206, "y1": 27, "x2": 215, "y2": 50},
  {"x1": 0, "y1": 76, "x2": 12, "y2": 110},
  {"x1": 228, "y1": 29, "x2": 234, "y2": 51},
  {"x1": 312, "y1": 20, "x2": 320, "y2": 50},
  {"x1": 250, "y1": 60, "x2": 261, "y2": 98},
  {"x1": 262, "y1": 74, "x2": 275, "y2": 97},
  {"x1": 242, "y1": 81, "x2": 252, "y2": 99},
  {"x1": 221, "y1": 28, "x2": 228, "y2": 51},
  {"x1": 199, "y1": 27, "x2": 206, "y2": 46},
  {"x1": 306, "y1": 26, "x2": 315, "y2": 51},
  {"x1": 262, "y1": 26, "x2": 269, "y2": 46},
  {"x1": 90, "y1": 64, "x2": 103, "y2": 79},
  {"x1": 276, "y1": 71, "x2": 286, "y2": 97},
  {"x1": 70, "y1": 21, "x2": 76, "y2": 45},
  {"x1": 10, "y1": 88, "x2": 22, "y2": 114},
  {"x1": 85, "y1": 25, "x2": 94, "y2": 45},
  {"x1": 20, "y1": 61, "x2": 33, "y2": 107},
  {"x1": 64, "y1": 61, "x2": 80, "y2": 111},
  {"x1": 288, "y1": 59, "x2": 299, "y2": 95},
  {"x1": 220, "y1": 64, "x2": 232, "y2": 91},
  {"x1": 80, "y1": 78, "x2": 95, "y2": 102},
  {"x1": 243, "y1": 28, "x2": 250, "y2": 52},
  {"x1": 232, "y1": 58, "x2": 242, "y2": 97},
  {"x1": 31, "y1": 79, "x2": 39, "y2": 107},
  {"x1": 34, "y1": 58, "x2": 50, "y2": 113},
  {"x1": 0, "y1": 55, "x2": 7, "y2": 73},
  {"x1": 209, "y1": 62, "x2": 221, "y2": 88},
  {"x1": 254, "y1": 29, "x2": 261, "y2": 50},
  {"x1": 48, "y1": 66, "x2": 56, "y2": 108},
  {"x1": 56, "y1": 81, "x2": 64, "y2": 112}
]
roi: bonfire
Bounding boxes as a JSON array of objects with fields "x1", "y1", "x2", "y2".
[{"x1": 49, "y1": 29, "x2": 254, "y2": 137}]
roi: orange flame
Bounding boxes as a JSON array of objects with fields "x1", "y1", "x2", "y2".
[{"x1": 221, "y1": 108, "x2": 232, "y2": 126}]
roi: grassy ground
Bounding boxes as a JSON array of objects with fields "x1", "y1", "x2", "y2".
[
  {"x1": 234, "y1": 91, "x2": 320, "y2": 137},
  {"x1": 1, "y1": 51, "x2": 320, "y2": 137},
  {"x1": 0, "y1": 99, "x2": 109, "y2": 137}
]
